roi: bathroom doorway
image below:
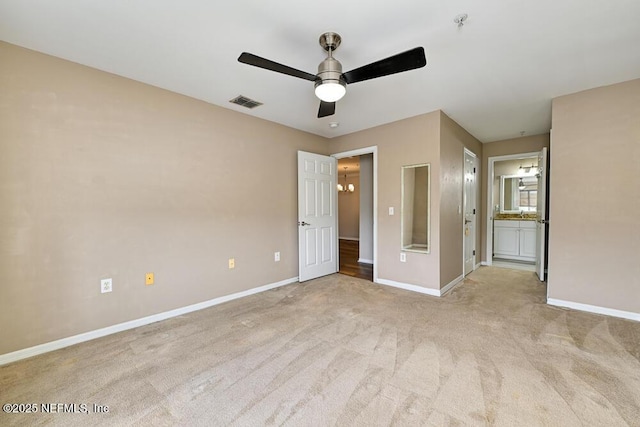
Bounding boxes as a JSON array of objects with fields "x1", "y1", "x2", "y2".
[{"x1": 487, "y1": 153, "x2": 539, "y2": 272}]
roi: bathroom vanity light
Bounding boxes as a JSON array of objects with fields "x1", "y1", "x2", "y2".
[{"x1": 518, "y1": 164, "x2": 538, "y2": 175}]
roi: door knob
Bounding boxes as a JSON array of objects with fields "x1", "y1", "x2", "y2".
[
  {"x1": 298, "y1": 221, "x2": 311, "y2": 226},
  {"x1": 464, "y1": 219, "x2": 471, "y2": 224}
]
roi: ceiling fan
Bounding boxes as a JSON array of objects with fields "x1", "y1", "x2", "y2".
[{"x1": 238, "y1": 32, "x2": 427, "y2": 118}]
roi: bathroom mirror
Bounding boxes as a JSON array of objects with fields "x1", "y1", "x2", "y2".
[
  {"x1": 401, "y1": 163, "x2": 430, "y2": 253},
  {"x1": 500, "y1": 174, "x2": 538, "y2": 212}
]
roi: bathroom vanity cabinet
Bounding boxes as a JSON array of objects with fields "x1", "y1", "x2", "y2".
[{"x1": 493, "y1": 220, "x2": 536, "y2": 262}]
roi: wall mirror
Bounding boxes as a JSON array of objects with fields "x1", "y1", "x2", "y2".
[
  {"x1": 500, "y1": 174, "x2": 538, "y2": 212},
  {"x1": 401, "y1": 163, "x2": 430, "y2": 253}
]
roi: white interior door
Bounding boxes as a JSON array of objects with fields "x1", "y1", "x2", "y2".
[
  {"x1": 463, "y1": 150, "x2": 478, "y2": 276},
  {"x1": 298, "y1": 151, "x2": 338, "y2": 282},
  {"x1": 535, "y1": 146, "x2": 549, "y2": 281}
]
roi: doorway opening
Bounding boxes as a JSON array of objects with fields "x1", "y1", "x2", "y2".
[
  {"x1": 332, "y1": 147, "x2": 377, "y2": 282},
  {"x1": 486, "y1": 152, "x2": 540, "y2": 272}
]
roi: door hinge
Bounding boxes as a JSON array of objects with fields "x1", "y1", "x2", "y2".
[
  {"x1": 473, "y1": 208, "x2": 476, "y2": 214},
  {"x1": 473, "y1": 250, "x2": 476, "y2": 256},
  {"x1": 473, "y1": 167, "x2": 476, "y2": 173}
]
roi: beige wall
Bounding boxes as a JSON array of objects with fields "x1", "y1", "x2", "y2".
[
  {"x1": 329, "y1": 112, "x2": 442, "y2": 290},
  {"x1": 337, "y1": 174, "x2": 360, "y2": 239},
  {"x1": 439, "y1": 112, "x2": 482, "y2": 286},
  {"x1": 0, "y1": 42, "x2": 328, "y2": 354},
  {"x1": 548, "y1": 79, "x2": 640, "y2": 314},
  {"x1": 480, "y1": 134, "x2": 550, "y2": 262}
]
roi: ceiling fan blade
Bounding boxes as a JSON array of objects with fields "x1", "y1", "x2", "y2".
[
  {"x1": 342, "y1": 47, "x2": 426, "y2": 84},
  {"x1": 318, "y1": 101, "x2": 336, "y2": 118},
  {"x1": 238, "y1": 52, "x2": 317, "y2": 82}
]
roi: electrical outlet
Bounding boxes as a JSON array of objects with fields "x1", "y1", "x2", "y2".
[
  {"x1": 229, "y1": 258, "x2": 235, "y2": 269},
  {"x1": 274, "y1": 251, "x2": 280, "y2": 262},
  {"x1": 400, "y1": 253, "x2": 407, "y2": 263},
  {"x1": 389, "y1": 207, "x2": 394, "y2": 215},
  {"x1": 145, "y1": 272, "x2": 154, "y2": 285},
  {"x1": 101, "y1": 278, "x2": 112, "y2": 293}
]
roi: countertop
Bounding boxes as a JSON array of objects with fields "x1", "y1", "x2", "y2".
[{"x1": 494, "y1": 213, "x2": 536, "y2": 221}]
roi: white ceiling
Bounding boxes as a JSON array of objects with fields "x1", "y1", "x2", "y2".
[{"x1": 1, "y1": 0, "x2": 639, "y2": 142}]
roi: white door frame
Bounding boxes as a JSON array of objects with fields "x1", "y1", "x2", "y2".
[
  {"x1": 331, "y1": 146, "x2": 378, "y2": 282},
  {"x1": 485, "y1": 151, "x2": 540, "y2": 266},
  {"x1": 536, "y1": 146, "x2": 549, "y2": 282},
  {"x1": 463, "y1": 148, "x2": 479, "y2": 275}
]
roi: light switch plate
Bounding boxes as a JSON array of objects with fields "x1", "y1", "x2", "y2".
[
  {"x1": 389, "y1": 207, "x2": 394, "y2": 215},
  {"x1": 145, "y1": 273, "x2": 154, "y2": 285}
]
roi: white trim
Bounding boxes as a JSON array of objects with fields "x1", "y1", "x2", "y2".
[
  {"x1": 475, "y1": 262, "x2": 482, "y2": 270},
  {"x1": 376, "y1": 278, "x2": 440, "y2": 297},
  {"x1": 358, "y1": 258, "x2": 373, "y2": 264},
  {"x1": 481, "y1": 261, "x2": 490, "y2": 266},
  {"x1": 0, "y1": 277, "x2": 298, "y2": 366},
  {"x1": 339, "y1": 236, "x2": 359, "y2": 241},
  {"x1": 486, "y1": 151, "x2": 540, "y2": 266},
  {"x1": 547, "y1": 298, "x2": 640, "y2": 322},
  {"x1": 332, "y1": 146, "x2": 378, "y2": 282},
  {"x1": 376, "y1": 277, "x2": 464, "y2": 298},
  {"x1": 441, "y1": 274, "x2": 464, "y2": 296}
]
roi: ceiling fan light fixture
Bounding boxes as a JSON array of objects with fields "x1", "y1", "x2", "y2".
[{"x1": 314, "y1": 80, "x2": 346, "y2": 102}]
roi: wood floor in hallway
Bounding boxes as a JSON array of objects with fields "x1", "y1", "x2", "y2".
[{"x1": 338, "y1": 239, "x2": 373, "y2": 281}]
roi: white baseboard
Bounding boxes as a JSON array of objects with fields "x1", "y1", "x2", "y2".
[
  {"x1": 376, "y1": 275, "x2": 464, "y2": 298},
  {"x1": 339, "y1": 236, "x2": 359, "y2": 241},
  {"x1": 358, "y1": 258, "x2": 373, "y2": 264},
  {"x1": 440, "y1": 275, "x2": 464, "y2": 296},
  {"x1": 547, "y1": 298, "x2": 640, "y2": 322},
  {"x1": 0, "y1": 277, "x2": 298, "y2": 366},
  {"x1": 481, "y1": 261, "x2": 491, "y2": 266},
  {"x1": 376, "y1": 278, "x2": 440, "y2": 297},
  {"x1": 475, "y1": 262, "x2": 482, "y2": 270}
]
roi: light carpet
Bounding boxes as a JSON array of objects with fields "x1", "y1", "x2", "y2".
[{"x1": 1, "y1": 267, "x2": 639, "y2": 426}]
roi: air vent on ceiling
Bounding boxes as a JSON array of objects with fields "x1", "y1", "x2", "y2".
[{"x1": 229, "y1": 95, "x2": 263, "y2": 109}]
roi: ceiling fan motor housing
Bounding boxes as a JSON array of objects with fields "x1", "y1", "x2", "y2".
[
  {"x1": 316, "y1": 32, "x2": 347, "y2": 91},
  {"x1": 316, "y1": 57, "x2": 345, "y2": 86}
]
